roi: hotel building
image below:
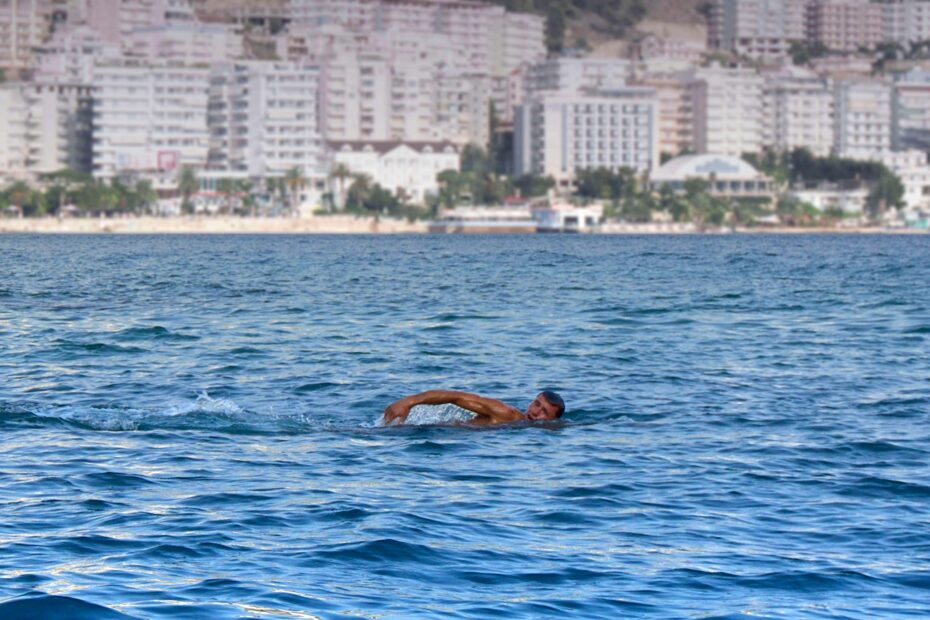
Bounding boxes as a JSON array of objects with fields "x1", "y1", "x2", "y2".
[{"x1": 513, "y1": 88, "x2": 659, "y2": 188}]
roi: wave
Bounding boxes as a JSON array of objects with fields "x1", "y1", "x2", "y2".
[
  {"x1": 0, "y1": 593, "x2": 136, "y2": 620},
  {"x1": 0, "y1": 393, "x2": 312, "y2": 434}
]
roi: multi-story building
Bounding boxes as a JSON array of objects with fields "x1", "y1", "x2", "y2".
[
  {"x1": 524, "y1": 57, "x2": 632, "y2": 96},
  {"x1": 0, "y1": 0, "x2": 51, "y2": 76},
  {"x1": 329, "y1": 140, "x2": 460, "y2": 204},
  {"x1": 881, "y1": 0, "x2": 930, "y2": 46},
  {"x1": 123, "y1": 23, "x2": 243, "y2": 64},
  {"x1": 34, "y1": 25, "x2": 121, "y2": 84},
  {"x1": 634, "y1": 72, "x2": 695, "y2": 158},
  {"x1": 691, "y1": 65, "x2": 765, "y2": 156},
  {"x1": 763, "y1": 67, "x2": 834, "y2": 156},
  {"x1": 807, "y1": 0, "x2": 883, "y2": 52},
  {"x1": 877, "y1": 149, "x2": 930, "y2": 211},
  {"x1": 23, "y1": 81, "x2": 93, "y2": 175},
  {"x1": 288, "y1": 0, "x2": 544, "y2": 79},
  {"x1": 207, "y1": 61, "x2": 323, "y2": 178},
  {"x1": 833, "y1": 78, "x2": 892, "y2": 158},
  {"x1": 892, "y1": 69, "x2": 930, "y2": 152},
  {"x1": 91, "y1": 59, "x2": 210, "y2": 179},
  {"x1": 86, "y1": 0, "x2": 196, "y2": 43},
  {"x1": 0, "y1": 84, "x2": 30, "y2": 182},
  {"x1": 513, "y1": 88, "x2": 659, "y2": 187},
  {"x1": 707, "y1": 0, "x2": 807, "y2": 61}
]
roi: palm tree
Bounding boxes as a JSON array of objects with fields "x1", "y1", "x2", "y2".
[
  {"x1": 216, "y1": 178, "x2": 236, "y2": 214},
  {"x1": 284, "y1": 167, "x2": 306, "y2": 215},
  {"x1": 329, "y1": 162, "x2": 352, "y2": 211},
  {"x1": 178, "y1": 167, "x2": 198, "y2": 214}
]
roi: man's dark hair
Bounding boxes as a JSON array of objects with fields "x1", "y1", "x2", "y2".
[{"x1": 540, "y1": 390, "x2": 565, "y2": 418}]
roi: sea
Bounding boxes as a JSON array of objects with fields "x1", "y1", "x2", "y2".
[{"x1": 1, "y1": 233, "x2": 929, "y2": 619}]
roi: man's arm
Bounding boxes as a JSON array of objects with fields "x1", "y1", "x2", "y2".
[{"x1": 383, "y1": 390, "x2": 523, "y2": 425}]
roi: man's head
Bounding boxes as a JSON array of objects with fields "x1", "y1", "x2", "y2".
[{"x1": 525, "y1": 390, "x2": 565, "y2": 421}]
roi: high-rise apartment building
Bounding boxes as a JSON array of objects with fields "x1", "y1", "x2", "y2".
[
  {"x1": 707, "y1": 0, "x2": 807, "y2": 61},
  {"x1": 763, "y1": 67, "x2": 835, "y2": 156},
  {"x1": 892, "y1": 69, "x2": 930, "y2": 152},
  {"x1": 513, "y1": 88, "x2": 659, "y2": 186},
  {"x1": 123, "y1": 23, "x2": 243, "y2": 64},
  {"x1": 807, "y1": 0, "x2": 883, "y2": 52},
  {"x1": 0, "y1": 84, "x2": 30, "y2": 182},
  {"x1": 86, "y1": 0, "x2": 195, "y2": 43},
  {"x1": 0, "y1": 0, "x2": 51, "y2": 76},
  {"x1": 881, "y1": 0, "x2": 930, "y2": 46},
  {"x1": 691, "y1": 65, "x2": 765, "y2": 156},
  {"x1": 207, "y1": 62, "x2": 323, "y2": 177},
  {"x1": 833, "y1": 78, "x2": 892, "y2": 158},
  {"x1": 91, "y1": 60, "x2": 210, "y2": 179}
]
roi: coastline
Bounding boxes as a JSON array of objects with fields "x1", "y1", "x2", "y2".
[{"x1": 0, "y1": 215, "x2": 925, "y2": 234}]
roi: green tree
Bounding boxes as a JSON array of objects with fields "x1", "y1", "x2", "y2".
[
  {"x1": 866, "y1": 171, "x2": 905, "y2": 220},
  {"x1": 512, "y1": 174, "x2": 555, "y2": 198},
  {"x1": 285, "y1": 167, "x2": 306, "y2": 214},
  {"x1": 178, "y1": 167, "x2": 198, "y2": 214},
  {"x1": 545, "y1": 5, "x2": 565, "y2": 54},
  {"x1": 329, "y1": 162, "x2": 353, "y2": 211}
]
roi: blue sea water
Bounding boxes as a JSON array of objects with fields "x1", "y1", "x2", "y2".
[{"x1": 1, "y1": 233, "x2": 929, "y2": 619}]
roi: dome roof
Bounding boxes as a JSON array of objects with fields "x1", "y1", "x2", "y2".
[{"x1": 650, "y1": 154, "x2": 764, "y2": 183}]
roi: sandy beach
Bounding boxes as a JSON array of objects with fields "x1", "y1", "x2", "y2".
[{"x1": 0, "y1": 215, "x2": 924, "y2": 234}]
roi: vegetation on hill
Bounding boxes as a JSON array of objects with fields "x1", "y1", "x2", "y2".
[{"x1": 489, "y1": 0, "x2": 647, "y2": 52}]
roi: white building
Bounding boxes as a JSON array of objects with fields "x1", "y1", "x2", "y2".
[
  {"x1": 649, "y1": 153, "x2": 776, "y2": 198},
  {"x1": 763, "y1": 67, "x2": 834, "y2": 157},
  {"x1": 691, "y1": 65, "x2": 765, "y2": 157},
  {"x1": 707, "y1": 0, "x2": 807, "y2": 61},
  {"x1": 524, "y1": 57, "x2": 632, "y2": 96},
  {"x1": 0, "y1": 84, "x2": 29, "y2": 183},
  {"x1": 877, "y1": 149, "x2": 930, "y2": 212},
  {"x1": 34, "y1": 25, "x2": 120, "y2": 84},
  {"x1": 329, "y1": 140, "x2": 460, "y2": 205},
  {"x1": 86, "y1": 0, "x2": 196, "y2": 43},
  {"x1": 91, "y1": 59, "x2": 210, "y2": 180},
  {"x1": 833, "y1": 78, "x2": 892, "y2": 158},
  {"x1": 123, "y1": 23, "x2": 243, "y2": 64},
  {"x1": 892, "y1": 69, "x2": 930, "y2": 152},
  {"x1": 635, "y1": 71, "x2": 696, "y2": 159},
  {"x1": 514, "y1": 88, "x2": 659, "y2": 188},
  {"x1": 0, "y1": 0, "x2": 50, "y2": 76},
  {"x1": 207, "y1": 61, "x2": 323, "y2": 179},
  {"x1": 881, "y1": 0, "x2": 930, "y2": 46},
  {"x1": 288, "y1": 0, "x2": 544, "y2": 79},
  {"x1": 302, "y1": 24, "x2": 489, "y2": 146}
]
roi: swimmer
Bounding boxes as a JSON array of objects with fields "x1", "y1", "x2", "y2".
[{"x1": 382, "y1": 389, "x2": 565, "y2": 426}]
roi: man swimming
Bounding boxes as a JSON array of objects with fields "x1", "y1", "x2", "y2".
[{"x1": 382, "y1": 389, "x2": 565, "y2": 426}]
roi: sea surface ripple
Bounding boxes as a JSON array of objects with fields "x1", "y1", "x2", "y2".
[{"x1": 0, "y1": 234, "x2": 929, "y2": 619}]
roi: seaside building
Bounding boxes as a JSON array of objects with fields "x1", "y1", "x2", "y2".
[
  {"x1": 328, "y1": 140, "x2": 459, "y2": 205},
  {"x1": 90, "y1": 59, "x2": 210, "y2": 180},
  {"x1": 880, "y1": 0, "x2": 930, "y2": 46},
  {"x1": 763, "y1": 67, "x2": 835, "y2": 157},
  {"x1": 0, "y1": 0, "x2": 51, "y2": 76},
  {"x1": 648, "y1": 153, "x2": 776, "y2": 200},
  {"x1": 807, "y1": 0, "x2": 883, "y2": 53},
  {"x1": 876, "y1": 149, "x2": 930, "y2": 211},
  {"x1": 23, "y1": 81, "x2": 94, "y2": 175},
  {"x1": 892, "y1": 69, "x2": 930, "y2": 152},
  {"x1": 707, "y1": 0, "x2": 807, "y2": 61},
  {"x1": 0, "y1": 84, "x2": 29, "y2": 183},
  {"x1": 691, "y1": 65, "x2": 765, "y2": 157},
  {"x1": 833, "y1": 78, "x2": 893, "y2": 158},
  {"x1": 207, "y1": 62, "x2": 324, "y2": 180},
  {"x1": 513, "y1": 88, "x2": 659, "y2": 189}
]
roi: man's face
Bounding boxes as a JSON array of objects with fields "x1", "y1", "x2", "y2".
[{"x1": 525, "y1": 393, "x2": 560, "y2": 421}]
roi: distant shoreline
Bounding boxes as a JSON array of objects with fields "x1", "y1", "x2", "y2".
[{"x1": 0, "y1": 216, "x2": 925, "y2": 235}]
